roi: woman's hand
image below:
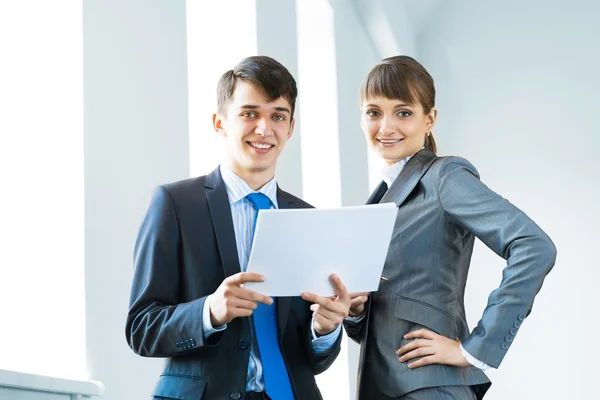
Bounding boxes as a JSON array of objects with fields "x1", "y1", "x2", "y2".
[
  {"x1": 396, "y1": 328, "x2": 473, "y2": 369},
  {"x1": 348, "y1": 292, "x2": 370, "y2": 317}
]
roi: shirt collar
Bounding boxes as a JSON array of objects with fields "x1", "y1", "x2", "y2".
[
  {"x1": 219, "y1": 165, "x2": 279, "y2": 208},
  {"x1": 381, "y1": 149, "x2": 422, "y2": 187}
]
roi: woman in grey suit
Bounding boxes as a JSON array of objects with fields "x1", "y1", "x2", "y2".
[{"x1": 344, "y1": 56, "x2": 556, "y2": 399}]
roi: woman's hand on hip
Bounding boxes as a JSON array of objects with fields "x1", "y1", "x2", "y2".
[{"x1": 396, "y1": 328, "x2": 473, "y2": 368}]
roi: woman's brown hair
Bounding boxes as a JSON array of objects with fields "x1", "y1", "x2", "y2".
[{"x1": 360, "y1": 55, "x2": 437, "y2": 154}]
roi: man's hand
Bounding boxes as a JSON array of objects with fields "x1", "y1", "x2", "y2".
[
  {"x1": 302, "y1": 274, "x2": 351, "y2": 336},
  {"x1": 348, "y1": 292, "x2": 369, "y2": 317},
  {"x1": 396, "y1": 328, "x2": 473, "y2": 369},
  {"x1": 209, "y1": 272, "x2": 273, "y2": 326}
]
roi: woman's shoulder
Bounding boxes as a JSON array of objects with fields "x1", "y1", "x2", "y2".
[{"x1": 430, "y1": 154, "x2": 480, "y2": 178}]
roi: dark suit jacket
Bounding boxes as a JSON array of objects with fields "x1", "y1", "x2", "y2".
[
  {"x1": 344, "y1": 149, "x2": 556, "y2": 399},
  {"x1": 126, "y1": 167, "x2": 341, "y2": 400}
]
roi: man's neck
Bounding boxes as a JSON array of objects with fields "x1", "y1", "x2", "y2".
[{"x1": 225, "y1": 162, "x2": 275, "y2": 191}]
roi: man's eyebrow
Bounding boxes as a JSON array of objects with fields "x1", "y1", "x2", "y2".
[
  {"x1": 274, "y1": 107, "x2": 291, "y2": 114},
  {"x1": 239, "y1": 105, "x2": 291, "y2": 114}
]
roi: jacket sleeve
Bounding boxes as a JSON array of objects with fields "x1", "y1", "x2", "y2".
[
  {"x1": 343, "y1": 302, "x2": 369, "y2": 344},
  {"x1": 304, "y1": 315, "x2": 343, "y2": 375},
  {"x1": 125, "y1": 186, "x2": 223, "y2": 357},
  {"x1": 436, "y1": 157, "x2": 556, "y2": 368}
]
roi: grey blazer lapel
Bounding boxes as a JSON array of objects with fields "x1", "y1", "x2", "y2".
[
  {"x1": 380, "y1": 149, "x2": 438, "y2": 206},
  {"x1": 274, "y1": 187, "x2": 296, "y2": 339},
  {"x1": 205, "y1": 167, "x2": 242, "y2": 278},
  {"x1": 367, "y1": 181, "x2": 388, "y2": 205}
]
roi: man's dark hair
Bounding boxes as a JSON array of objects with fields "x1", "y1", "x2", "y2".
[{"x1": 216, "y1": 56, "x2": 298, "y2": 117}]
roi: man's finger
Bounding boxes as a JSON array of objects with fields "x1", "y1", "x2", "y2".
[
  {"x1": 235, "y1": 287, "x2": 273, "y2": 305},
  {"x1": 311, "y1": 304, "x2": 340, "y2": 322},
  {"x1": 313, "y1": 313, "x2": 335, "y2": 334},
  {"x1": 329, "y1": 274, "x2": 350, "y2": 300},
  {"x1": 305, "y1": 293, "x2": 348, "y2": 317},
  {"x1": 227, "y1": 298, "x2": 258, "y2": 311},
  {"x1": 302, "y1": 292, "x2": 329, "y2": 306},
  {"x1": 226, "y1": 272, "x2": 265, "y2": 285},
  {"x1": 232, "y1": 307, "x2": 254, "y2": 318}
]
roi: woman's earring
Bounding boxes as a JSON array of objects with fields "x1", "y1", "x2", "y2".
[{"x1": 427, "y1": 131, "x2": 431, "y2": 137}]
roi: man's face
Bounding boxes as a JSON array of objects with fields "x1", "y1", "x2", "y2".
[{"x1": 213, "y1": 81, "x2": 295, "y2": 179}]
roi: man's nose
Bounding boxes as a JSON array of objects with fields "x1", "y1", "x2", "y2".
[{"x1": 255, "y1": 117, "x2": 274, "y2": 137}]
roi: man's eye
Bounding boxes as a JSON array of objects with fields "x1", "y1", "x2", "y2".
[
  {"x1": 242, "y1": 112, "x2": 257, "y2": 118},
  {"x1": 273, "y1": 115, "x2": 285, "y2": 121}
]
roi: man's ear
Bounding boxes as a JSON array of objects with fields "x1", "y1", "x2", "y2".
[
  {"x1": 287, "y1": 118, "x2": 295, "y2": 139},
  {"x1": 213, "y1": 113, "x2": 226, "y2": 137}
]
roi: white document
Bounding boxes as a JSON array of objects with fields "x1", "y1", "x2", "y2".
[{"x1": 244, "y1": 203, "x2": 397, "y2": 297}]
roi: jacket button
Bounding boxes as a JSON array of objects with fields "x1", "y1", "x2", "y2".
[
  {"x1": 505, "y1": 335, "x2": 514, "y2": 343},
  {"x1": 514, "y1": 321, "x2": 522, "y2": 328},
  {"x1": 190, "y1": 338, "x2": 196, "y2": 347},
  {"x1": 239, "y1": 339, "x2": 249, "y2": 350},
  {"x1": 501, "y1": 342, "x2": 510, "y2": 350},
  {"x1": 510, "y1": 328, "x2": 518, "y2": 335},
  {"x1": 518, "y1": 313, "x2": 526, "y2": 321},
  {"x1": 230, "y1": 393, "x2": 242, "y2": 400}
]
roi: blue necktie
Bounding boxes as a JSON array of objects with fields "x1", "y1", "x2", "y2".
[{"x1": 246, "y1": 193, "x2": 294, "y2": 400}]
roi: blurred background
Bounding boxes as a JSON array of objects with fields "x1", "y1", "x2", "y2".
[{"x1": 0, "y1": 0, "x2": 598, "y2": 399}]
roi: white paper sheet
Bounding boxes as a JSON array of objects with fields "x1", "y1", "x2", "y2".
[{"x1": 244, "y1": 203, "x2": 397, "y2": 297}]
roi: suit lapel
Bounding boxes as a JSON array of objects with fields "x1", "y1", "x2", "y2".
[
  {"x1": 380, "y1": 149, "x2": 437, "y2": 206},
  {"x1": 367, "y1": 181, "x2": 388, "y2": 205},
  {"x1": 205, "y1": 167, "x2": 242, "y2": 278},
  {"x1": 274, "y1": 187, "x2": 294, "y2": 339}
]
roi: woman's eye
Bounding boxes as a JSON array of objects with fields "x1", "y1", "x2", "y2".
[
  {"x1": 397, "y1": 111, "x2": 412, "y2": 117},
  {"x1": 366, "y1": 110, "x2": 380, "y2": 117}
]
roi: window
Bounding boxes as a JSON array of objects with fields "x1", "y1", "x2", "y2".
[
  {"x1": 0, "y1": 1, "x2": 85, "y2": 380},
  {"x1": 186, "y1": 0, "x2": 258, "y2": 177}
]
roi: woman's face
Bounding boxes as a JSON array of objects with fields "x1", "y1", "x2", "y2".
[{"x1": 361, "y1": 96, "x2": 437, "y2": 166}]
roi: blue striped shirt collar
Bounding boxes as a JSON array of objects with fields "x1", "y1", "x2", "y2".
[{"x1": 219, "y1": 165, "x2": 279, "y2": 208}]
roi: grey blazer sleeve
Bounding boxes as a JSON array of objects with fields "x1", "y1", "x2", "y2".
[
  {"x1": 125, "y1": 186, "x2": 223, "y2": 357},
  {"x1": 343, "y1": 301, "x2": 370, "y2": 344},
  {"x1": 436, "y1": 157, "x2": 556, "y2": 368}
]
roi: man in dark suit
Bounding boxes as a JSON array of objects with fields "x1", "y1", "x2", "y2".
[{"x1": 126, "y1": 56, "x2": 350, "y2": 400}]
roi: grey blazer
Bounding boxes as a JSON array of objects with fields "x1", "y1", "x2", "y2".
[
  {"x1": 344, "y1": 149, "x2": 556, "y2": 399},
  {"x1": 126, "y1": 167, "x2": 341, "y2": 400}
]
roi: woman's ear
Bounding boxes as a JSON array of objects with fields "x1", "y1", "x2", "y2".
[{"x1": 427, "y1": 107, "x2": 438, "y2": 131}]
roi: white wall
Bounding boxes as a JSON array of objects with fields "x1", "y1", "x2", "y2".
[
  {"x1": 83, "y1": 1, "x2": 190, "y2": 399},
  {"x1": 412, "y1": 1, "x2": 599, "y2": 398}
]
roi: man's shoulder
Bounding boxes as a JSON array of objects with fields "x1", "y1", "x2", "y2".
[
  {"x1": 162, "y1": 175, "x2": 207, "y2": 192},
  {"x1": 278, "y1": 189, "x2": 313, "y2": 209}
]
